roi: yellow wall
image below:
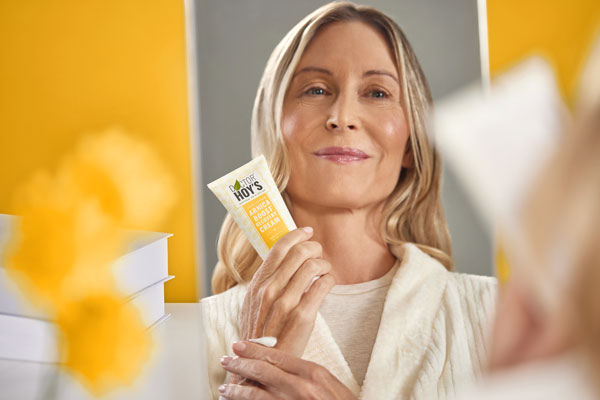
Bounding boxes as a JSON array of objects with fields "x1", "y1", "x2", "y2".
[
  {"x1": 487, "y1": 0, "x2": 600, "y2": 282},
  {"x1": 0, "y1": 1, "x2": 199, "y2": 301},
  {"x1": 488, "y1": 0, "x2": 600, "y2": 103}
]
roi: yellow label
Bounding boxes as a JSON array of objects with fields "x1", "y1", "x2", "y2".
[{"x1": 242, "y1": 193, "x2": 289, "y2": 249}]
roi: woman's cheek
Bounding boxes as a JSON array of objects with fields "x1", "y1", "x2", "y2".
[
  {"x1": 380, "y1": 112, "x2": 409, "y2": 142},
  {"x1": 282, "y1": 113, "x2": 304, "y2": 169},
  {"x1": 282, "y1": 111, "x2": 297, "y2": 139},
  {"x1": 281, "y1": 111, "x2": 308, "y2": 187},
  {"x1": 282, "y1": 101, "x2": 313, "y2": 139},
  {"x1": 373, "y1": 113, "x2": 410, "y2": 180}
]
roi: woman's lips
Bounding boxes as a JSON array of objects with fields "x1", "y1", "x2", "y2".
[{"x1": 313, "y1": 147, "x2": 370, "y2": 163}]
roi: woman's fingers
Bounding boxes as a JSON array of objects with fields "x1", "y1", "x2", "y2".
[
  {"x1": 287, "y1": 258, "x2": 331, "y2": 296},
  {"x1": 225, "y1": 342, "x2": 359, "y2": 400},
  {"x1": 219, "y1": 383, "x2": 277, "y2": 400},
  {"x1": 271, "y1": 240, "x2": 323, "y2": 288},
  {"x1": 292, "y1": 272, "x2": 335, "y2": 326},
  {"x1": 221, "y1": 356, "x2": 299, "y2": 395},
  {"x1": 231, "y1": 341, "x2": 316, "y2": 377},
  {"x1": 244, "y1": 227, "x2": 318, "y2": 338},
  {"x1": 240, "y1": 227, "x2": 329, "y2": 358},
  {"x1": 262, "y1": 259, "x2": 331, "y2": 337},
  {"x1": 258, "y1": 240, "x2": 323, "y2": 310},
  {"x1": 249, "y1": 235, "x2": 323, "y2": 338},
  {"x1": 255, "y1": 227, "x2": 315, "y2": 281},
  {"x1": 276, "y1": 273, "x2": 335, "y2": 354}
]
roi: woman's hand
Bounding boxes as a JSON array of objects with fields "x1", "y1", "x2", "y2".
[
  {"x1": 239, "y1": 226, "x2": 335, "y2": 355},
  {"x1": 219, "y1": 341, "x2": 357, "y2": 400}
]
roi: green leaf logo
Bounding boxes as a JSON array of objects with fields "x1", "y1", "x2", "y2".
[{"x1": 234, "y1": 180, "x2": 241, "y2": 191}]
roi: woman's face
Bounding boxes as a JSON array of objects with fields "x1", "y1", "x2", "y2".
[{"x1": 282, "y1": 21, "x2": 411, "y2": 210}]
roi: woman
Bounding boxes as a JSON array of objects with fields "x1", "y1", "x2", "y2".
[
  {"x1": 200, "y1": 2, "x2": 496, "y2": 399},
  {"x1": 217, "y1": 79, "x2": 600, "y2": 400}
]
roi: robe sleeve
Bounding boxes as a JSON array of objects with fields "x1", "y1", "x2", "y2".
[{"x1": 199, "y1": 285, "x2": 246, "y2": 400}]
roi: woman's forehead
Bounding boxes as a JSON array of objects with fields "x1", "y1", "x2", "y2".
[{"x1": 295, "y1": 20, "x2": 398, "y2": 75}]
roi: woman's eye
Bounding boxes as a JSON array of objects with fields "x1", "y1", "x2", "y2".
[
  {"x1": 306, "y1": 87, "x2": 326, "y2": 96},
  {"x1": 369, "y1": 90, "x2": 388, "y2": 99}
]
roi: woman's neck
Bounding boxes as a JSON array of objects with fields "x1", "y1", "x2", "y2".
[{"x1": 290, "y1": 199, "x2": 396, "y2": 285}]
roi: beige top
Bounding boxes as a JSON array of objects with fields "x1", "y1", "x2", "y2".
[{"x1": 319, "y1": 266, "x2": 396, "y2": 385}]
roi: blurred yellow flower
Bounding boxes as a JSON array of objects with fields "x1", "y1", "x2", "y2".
[
  {"x1": 67, "y1": 129, "x2": 177, "y2": 229},
  {"x1": 2, "y1": 127, "x2": 175, "y2": 396},
  {"x1": 57, "y1": 294, "x2": 152, "y2": 396},
  {"x1": 5, "y1": 172, "x2": 121, "y2": 313}
]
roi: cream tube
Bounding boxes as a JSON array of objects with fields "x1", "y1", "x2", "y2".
[{"x1": 208, "y1": 155, "x2": 296, "y2": 259}]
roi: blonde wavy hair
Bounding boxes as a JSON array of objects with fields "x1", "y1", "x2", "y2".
[{"x1": 212, "y1": 1, "x2": 452, "y2": 294}]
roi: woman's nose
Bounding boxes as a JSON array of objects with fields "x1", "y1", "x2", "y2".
[{"x1": 326, "y1": 93, "x2": 359, "y2": 132}]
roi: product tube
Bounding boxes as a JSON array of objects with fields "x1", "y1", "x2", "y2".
[{"x1": 207, "y1": 155, "x2": 297, "y2": 259}]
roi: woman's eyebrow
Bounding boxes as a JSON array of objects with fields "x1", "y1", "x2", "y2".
[
  {"x1": 293, "y1": 66, "x2": 332, "y2": 78},
  {"x1": 364, "y1": 70, "x2": 398, "y2": 83},
  {"x1": 292, "y1": 67, "x2": 398, "y2": 83}
]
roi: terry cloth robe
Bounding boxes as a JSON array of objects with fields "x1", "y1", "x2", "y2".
[{"x1": 199, "y1": 243, "x2": 498, "y2": 399}]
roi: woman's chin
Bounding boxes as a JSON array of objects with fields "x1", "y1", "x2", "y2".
[{"x1": 289, "y1": 190, "x2": 385, "y2": 212}]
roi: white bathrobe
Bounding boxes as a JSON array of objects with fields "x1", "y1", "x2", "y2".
[{"x1": 200, "y1": 243, "x2": 497, "y2": 399}]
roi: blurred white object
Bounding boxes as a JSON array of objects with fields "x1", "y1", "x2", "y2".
[
  {"x1": 0, "y1": 314, "x2": 57, "y2": 363},
  {"x1": 432, "y1": 57, "x2": 565, "y2": 233},
  {"x1": 113, "y1": 230, "x2": 173, "y2": 295},
  {"x1": 0, "y1": 279, "x2": 172, "y2": 364},
  {"x1": 459, "y1": 352, "x2": 597, "y2": 400}
]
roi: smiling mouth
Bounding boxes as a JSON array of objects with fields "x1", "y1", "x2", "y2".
[{"x1": 313, "y1": 147, "x2": 370, "y2": 163}]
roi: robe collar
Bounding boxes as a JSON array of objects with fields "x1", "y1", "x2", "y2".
[{"x1": 301, "y1": 243, "x2": 451, "y2": 398}]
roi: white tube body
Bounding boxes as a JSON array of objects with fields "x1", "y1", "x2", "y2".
[{"x1": 207, "y1": 155, "x2": 296, "y2": 259}]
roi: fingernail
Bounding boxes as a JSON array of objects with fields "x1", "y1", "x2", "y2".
[
  {"x1": 249, "y1": 336, "x2": 277, "y2": 347},
  {"x1": 218, "y1": 384, "x2": 226, "y2": 393},
  {"x1": 302, "y1": 226, "x2": 313, "y2": 234},
  {"x1": 232, "y1": 341, "x2": 246, "y2": 351},
  {"x1": 220, "y1": 356, "x2": 232, "y2": 366}
]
